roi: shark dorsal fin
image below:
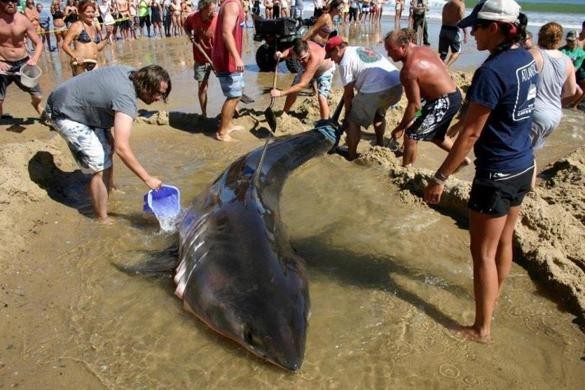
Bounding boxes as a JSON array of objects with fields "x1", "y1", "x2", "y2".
[{"x1": 253, "y1": 139, "x2": 270, "y2": 186}]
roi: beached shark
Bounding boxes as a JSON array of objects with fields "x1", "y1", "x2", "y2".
[{"x1": 173, "y1": 119, "x2": 341, "y2": 371}]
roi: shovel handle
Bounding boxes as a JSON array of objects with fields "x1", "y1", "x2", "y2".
[
  {"x1": 192, "y1": 41, "x2": 216, "y2": 74},
  {"x1": 272, "y1": 63, "x2": 278, "y2": 89},
  {"x1": 331, "y1": 96, "x2": 344, "y2": 123}
]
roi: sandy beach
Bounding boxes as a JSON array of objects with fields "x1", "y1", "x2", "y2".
[{"x1": 1, "y1": 16, "x2": 585, "y2": 388}]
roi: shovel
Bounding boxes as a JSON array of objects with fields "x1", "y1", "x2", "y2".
[
  {"x1": 265, "y1": 64, "x2": 279, "y2": 133},
  {"x1": 192, "y1": 41, "x2": 254, "y2": 104}
]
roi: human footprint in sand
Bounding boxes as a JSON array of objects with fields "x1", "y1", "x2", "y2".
[
  {"x1": 211, "y1": 0, "x2": 244, "y2": 142},
  {"x1": 385, "y1": 28, "x2": 470, "y2": 170},
  {"x1": 44, "y1": 65, "x2": 171, "y2": 224},
  {"x1": 424, "y1": 0, "x2": 536, "y2": 343}
]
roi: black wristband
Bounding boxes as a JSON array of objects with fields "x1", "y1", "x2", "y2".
[{"x1": 435, "y1": 171, "x2": 449, "y2": 182}]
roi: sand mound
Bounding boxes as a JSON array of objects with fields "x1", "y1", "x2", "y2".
[
  {"x1": 0, "y1": 137, "x2": 73, "y2": 259},
  {"x1": 539, "y1": 151, "x2": 585, "y2": 225},
  {"x1": 355, "y1": 144, "x2": 585, "y2": 323}
]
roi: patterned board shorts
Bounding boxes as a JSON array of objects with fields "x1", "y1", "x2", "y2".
[
  {"x1": 293, "y1": 65, "x2": 335, "y2": 98},
  {"x1": 53, "y1": 117, "x2": 112, "y2": 174},
  {"x1": 193, "y1": 62, "x2": 212, "y2": 82},
  {"x1": 406, "y1": 89, "x2": 462, "y2": 142}
]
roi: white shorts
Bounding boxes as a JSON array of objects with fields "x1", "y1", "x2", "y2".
[{"x1": 54, "y1": 117, "x2": 112, "y2": 174}]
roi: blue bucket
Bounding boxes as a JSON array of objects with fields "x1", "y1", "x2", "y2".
[{"x1": 144, "y1": 184, "x2": 181, "y2": 220}]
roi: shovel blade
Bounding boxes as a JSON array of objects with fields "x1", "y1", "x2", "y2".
[{"x1": 265, "y1": 107, "x2": 277, "y2": 133}]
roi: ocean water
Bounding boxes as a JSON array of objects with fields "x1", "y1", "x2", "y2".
[
  {"x1": 36, "y1": 0, "x2": 584, "y2": 29},
  {"x1": 299, "y1": 0, "x2": 585, "y2": 29}
]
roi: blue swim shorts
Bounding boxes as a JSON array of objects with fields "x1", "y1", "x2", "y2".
[{"x1": 217, "y1": 71, "x2": 245, "y2": 98}]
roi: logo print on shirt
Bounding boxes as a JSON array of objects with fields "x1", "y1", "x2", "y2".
[
  {"x1": 513, "y1": 60, "x2": 537, "y2": 121},
  {"x1": 356, "y1": 47, "x2": 381, "y2": 63}
]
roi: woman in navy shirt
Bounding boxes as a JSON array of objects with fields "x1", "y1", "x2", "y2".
[{"x1": 424, "y1": 0, "x2": 537, "y2": 343}]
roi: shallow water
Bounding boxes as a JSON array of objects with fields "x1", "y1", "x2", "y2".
[
  {"x1": 53, "y1": 131, "x2": 585, "y2": 388},
  {"x1": 5, "y1": 17, "x2": 585, "y2": 389}
]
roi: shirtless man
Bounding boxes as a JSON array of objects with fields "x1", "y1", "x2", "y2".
[
  {"x1": 0, "y1": 0, "x2": 43, "y2": 118},
  {"x1": 385, "y1": 28, "x2": 469, "y2": 168},
  {"x1": 271, "y1": 38, "x2": 335, "y2": 119},
  {"x1": 439, "y1": 0, "x2": 466, "y2": 67}
]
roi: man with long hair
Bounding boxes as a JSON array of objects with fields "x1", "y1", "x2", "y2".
[{"x1": 44, "y1": 65, "x2": 171, "y2": 223}]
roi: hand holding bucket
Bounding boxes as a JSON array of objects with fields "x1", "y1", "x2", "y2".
[
  {"x1": 19, "y1": 64, "x2": 42, "y2": 88},
  {"x1": 144, "y1": 184, "x2": 181, "y2": 230}
]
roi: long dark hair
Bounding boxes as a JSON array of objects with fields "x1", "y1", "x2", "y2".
[{"x1": 130, "y1": 65, "x2": 172, "y2": 103}]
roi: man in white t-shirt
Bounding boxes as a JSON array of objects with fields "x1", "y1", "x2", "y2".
[{"x1": 325, "y1": 36, "x2": 403, "y2": 161}]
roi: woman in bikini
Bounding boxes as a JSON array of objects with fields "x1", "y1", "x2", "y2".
[
  {"x1": 303, "y1": 0, "x2": 344, "y2": 46},
  {"x1": 395, "y1": 0, "x2": 403, "y2": 29},
  {"x1": 51, "y1": 0, "x2": 67, "y2": 50},
  {"x1": 180, "y1": 0, "x2": 191, "y2": 28},
  {"x1": 264, "y1": 0, "x2": 273, "y2": 19},
  {"x1": 170, "y1": 0, "x2": 181, "y2": 36},
  {"x1": 62, "y1": 0, "x2": 111, "y2": 76},
  {"x1": 64, "y1": 0, "x2": 79, "y2": 28}
]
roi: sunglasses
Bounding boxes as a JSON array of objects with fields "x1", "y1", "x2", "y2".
[{"x1": 472, "y1": 20, "x2": 493, "y2": 32}]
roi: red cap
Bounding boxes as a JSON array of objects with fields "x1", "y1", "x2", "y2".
[{"x1": 325, "y1": 36, "x2": 346, "y2": 56}]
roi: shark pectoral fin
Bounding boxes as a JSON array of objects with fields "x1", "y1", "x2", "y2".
[{"x1": 112, "y1": 246, "x2": 180, "y2": 277}]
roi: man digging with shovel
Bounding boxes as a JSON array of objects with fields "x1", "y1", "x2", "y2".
[
  {"x1": 184, "y1": 0, "x2": 253, "y2": 121},
  {"x1": 184, "y1": 0, "x2": 218, "y2": 119},
  {"x1": 271, "y1": 38, "x2": 336, "y2": 120}
]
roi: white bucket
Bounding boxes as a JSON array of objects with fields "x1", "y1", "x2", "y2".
[{"x1": 19, "y1": 64, "x2": 42, "y2": 88}]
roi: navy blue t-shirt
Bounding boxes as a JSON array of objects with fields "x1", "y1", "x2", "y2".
[{"x1": 467, "y1": 47, "x2": 537, "y2": 173}]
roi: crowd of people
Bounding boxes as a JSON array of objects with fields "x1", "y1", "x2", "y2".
[{"x1": 2, "y1": 0, "x2": 585, "y2": 346}]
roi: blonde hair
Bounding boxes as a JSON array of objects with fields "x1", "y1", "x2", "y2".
[{"x1": 538, "y1": 22, "x2": 563, "y2": 50}]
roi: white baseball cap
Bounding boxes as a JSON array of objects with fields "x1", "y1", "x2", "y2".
[{"x1": 458, "y1": 0, "x2": 521, "y2": 29}]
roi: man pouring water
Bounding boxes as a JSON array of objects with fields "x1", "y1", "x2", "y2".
[
  {"x1": 0, "y1": 0, "x2": 43, "y2": 118},
  {"x1": 43, "y1": 65, "x2": 171, "y2": 224}
]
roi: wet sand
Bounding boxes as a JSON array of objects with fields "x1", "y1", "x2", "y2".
[{"x1": 1, "y1": 17, "x2": 585, "y2": 389}]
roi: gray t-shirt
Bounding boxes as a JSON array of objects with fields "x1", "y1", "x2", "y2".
[{"x1": 47, "y1": 65, "x2": 138, "y2": 129}]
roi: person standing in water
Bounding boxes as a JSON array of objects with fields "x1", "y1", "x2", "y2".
[
  {"x1": 44, "y1": 65, "x2": 171, "y2": 224},
  {"x1": 424, "y1": 0, "x2": 536, "y2": 343}
]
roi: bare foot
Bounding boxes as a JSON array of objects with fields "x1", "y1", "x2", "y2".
[
  {"x1": 110, "y1": 186, "x2": 126, "y2": 195},
  {"x1": 97, "y1": 216, "x2": 114, "y2": 225},
  {"x1": 215, "y1": 132, "x2": 235, "y2": 142},
  {"x1": 453, "y1": 325, "x2": 491, "y2": 344}
]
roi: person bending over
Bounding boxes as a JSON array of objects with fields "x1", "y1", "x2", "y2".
[{"x1": 271, "y1": 38, "x2": 335, "y2": 120}]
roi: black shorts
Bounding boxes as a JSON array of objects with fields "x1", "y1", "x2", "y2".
[
  {"x1": 468, "y1": 165, "x2": 534, "y2": 217},
  {"x1": 406, "y1": 89, "x2": 462, "y2": 141},
  {"x1": 438, "y1": 25, "x2": 462, "y2": 59},
  {"x1": 0, "y1": 57, "x2": 42, "y2": 100},
  {"x1": 139, "y1": 15, "x2": 151, "y2": 28}
]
